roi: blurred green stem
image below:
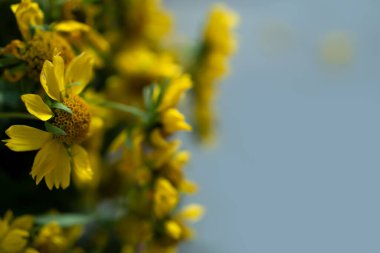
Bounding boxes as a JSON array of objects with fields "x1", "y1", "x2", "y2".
[{"x1": 0, "y1": 112, "x2": 37, "y2": 120}]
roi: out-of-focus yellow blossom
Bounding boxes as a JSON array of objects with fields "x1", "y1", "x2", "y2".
[
  {"x1": 4, "y1": 53, "x2": 95, "y2": 189},
  {"x1": 203, "y1": 4, "x2": 239, "y2": 55},
  {"x1": 193, "y1": 4, "x2": 238, "y2": 143},
  {"x1": 115, "y1": 46, "x2": 180, "y2": 80},
  {"x1": 117, "y1": 215, "x2": 153, "y2": 245},
  {"x1": 107, "y1": 46, "x2": 181, "y2": 109},
  {"x1": 161, "y1": 108, "x2": 192, "y2": 134},
  {"x1": 320, "y1": 31, "x2": 354, "y2": 66},
  {"x1": 1, "y1": 0, "x2": 75, "y2": 82},
  {"x1": 109, "y1": 129, "x2": 144, "y2": 173},
  {"x1": 0, "y1": 211, "x2": 34, "y2": 253},
  {"x1": 122, "y1": 0, "x2": 172, "y2": 44},
  {"x1": 62, "y1": 0, "x2": 101, "y2": 27},
  {"x1": 11, "y1": 0, "x2": 44, "y2": 41},
  {"x1": 153, "y1": 178, "x2": 179, "y2": 218},
  {"x1": 154, "y1": 74, "x2": 192, "y2": 135},
  {"x1": 54, "y1": 21, "x2": 110, "y2": 68},
  {"x1": 33, "y1": 222, "x2": 82, "y2": 253}
]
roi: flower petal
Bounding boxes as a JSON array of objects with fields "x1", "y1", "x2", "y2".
[
  {"x1": 40, "y1": 60, "x2": 61, "y2": 101},
  {"x1": 21, "y1": 94, "x2": 53, "y2": 121},
  {"x1": 30, "y1": 139, "x2": 62, "y2": 186},
  {"x1": 53, "y1": 54, "x2": 65, "y2": 93},
  {"x1": 65, "y1": 53, "x2": 93, "y2": 95},
  {"x1": 44, "y1": 148, "x2": 71, "y2": 190},
  {"x1": 53, "y1": 20, "x2": 90, "y2": 33},
  {"x1": 72, "y1": 144, "x2": 93, "y2": 181},
  {"x1": 4, "y1": 125, "x2": 52, "y2": 151}
]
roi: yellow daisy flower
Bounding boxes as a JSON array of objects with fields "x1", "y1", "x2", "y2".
[{"x1": 3, "y1": 52, "x2": 94, "y2": 190}]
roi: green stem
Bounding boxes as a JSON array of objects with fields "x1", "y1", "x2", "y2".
[
  {"x1": 86, "y1": 99, "x2": 147, "y2": 120},
  {"x1": 0, "y1": 112, "x2": 37, "y2": 120}
]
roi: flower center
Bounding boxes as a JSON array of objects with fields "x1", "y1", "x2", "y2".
[
  {"x1": 22, "y1": 31, "x2": 74, "y2": 81},
  {"x1": 53, "y1": 95, "x2": 91, "y2": 145}
]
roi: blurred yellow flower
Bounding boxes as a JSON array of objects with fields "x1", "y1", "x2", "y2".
[
  {"x1": 154, "y1": 178, "x2": 179, "y2": 218},
  {"x1": 0, "y1": 211, "x2": 34, "y2": 253},
  {"x1": 33, "y1": 222, "x2": 82, "y2": 253}
]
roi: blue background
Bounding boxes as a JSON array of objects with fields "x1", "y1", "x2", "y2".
[{"x1": 167, "y1": 0, "x2": 380, "y2": 252}]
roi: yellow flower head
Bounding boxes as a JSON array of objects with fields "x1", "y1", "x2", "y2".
[
  {"x1": 11, "y1": 0, "x2": 44, "y2": 40},
  {"x1": 153, "y1": 178, "x2": 179, "y2": 218},
  {"x1": 123, "y1": 0, "x2": 173, "y2": 43},
  {"x1": 4, "y1": 52, "x2": 94, "y2": 190},
  {"x1": 33, "y1": 222, "x2": 82, "y2": 253},
  {"x1": 204, "y1": 4, "x2": 239, "y2": 55},
  {"x1": 161, "y1": 108, "x2": 192, "y2": 134},
  {"x1": 115, "y1": 46, "x2": 180, "y2": 80},
  {"x1": 0, "y1": 211, "x2": 34, "y2": 253}
]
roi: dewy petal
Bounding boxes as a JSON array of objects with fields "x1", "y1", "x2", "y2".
[
  {"x1": 4, "y1": 125, "x2": 52, "y2": 152},
  {"x1": 44, "y1": 147, "x2": 71, "y2": 190},
  {"x1": 21, "y1": 94, "x2": 53, "y2": 121},
  {"x1": 72, "y1": 144, "x2": 93, "y2": 181},
  {"x1": 40, "y1": 60, "x2": 61, "y2": 101},
  {"x1": 30, "y1": 139, "x2": 62, "y2": 186},
  {"x1": 65, "y1": 52, "x2": 93, "y2": 95}
]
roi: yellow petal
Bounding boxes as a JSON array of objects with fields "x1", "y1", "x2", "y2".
[
  {"x1": 4, "y1": 125, "x2": 52, "y2": 151},
  {"x1": 164, "y1": 220, "x2": 182, "y2": 239},
  {"x1": 30, "y1": 139, "x2": 62, "y2": 185},
  {"x1": 177, "y1": 204, "x2": 205, "y2": 222},
  {"x1": 1, "y1": 229, "x2": 29, "y2": 253},
  {"x1": 53, "y1": 54, "x2": 65, "y2": 94},
  {"x1": 40, "y1": 60, "x2": 62, "y2": 101},
  {"x1": 44, "y1": 147, "x2": 71, "y2": 189},
  {"x1": 53, "y1": 20, "x2": 90, "y2": 33},
  {"x1": 21, "y1": 94, "x2": 53, "y2": 121},
  {"x1": 11, "y1": 0, "x2": 44, "y2": 40},
  {"x1": 72, "y1": 145, "x2": 93, "y2": 182},
  {"x1": 65, "y1": 53, "x2": 93, "y2": 95},
  {"x1": 161, "y1": 108, "x2": 192, "y2": 134},
  {"x1": 158, "y1": 74, "x2": 192, "y2": 111},
  {"x1": 11, "y1": 215, "x2": 34, "y2": 231}
]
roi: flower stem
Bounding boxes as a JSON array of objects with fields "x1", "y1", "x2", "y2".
[
  {"x1": 0, "y1": 112, "x2": 37, "y2": 120},
  {"x1": 86, "y1": 99, "x2": 147, "y2": 120}
]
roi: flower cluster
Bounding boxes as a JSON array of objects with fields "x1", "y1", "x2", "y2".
[{"x1": 0, "y1": 0, "x2": 238, "y2": 252}]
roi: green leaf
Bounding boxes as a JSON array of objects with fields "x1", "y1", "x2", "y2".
[
  {"x1": 154, "y1": 79, "x2": 170, "y2": 107},
  {"x1": 50, "y1": 102, "x2": 72, "y2": 114},
  {"x1": 45, "y1": 122, "x2": 66, "y2": 136},
  {"x1": 143, "y1": 84, "x2": 155, "y2": 111},
  {"x1": 0, "y1": 57, "x2": 22, "y2": 68},
  {"x1": 35, "y1": 214, "x2": 93, "y2": 227}
]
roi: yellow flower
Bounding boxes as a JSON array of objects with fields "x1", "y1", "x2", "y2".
[
  {"x1": 115, "y1": 46, "x2": 180, "y2": 80},
  {"x1": 4, "y1": 0, "x2": 75, "y2": 82},
  {"x1": 0, "y1": 211, "x2": 34, "y2": 253},
  {"x1": 153, "y1": 178, "x2": 179, "y2": 218},
  {"x1": 161, "y1": 109, "x2": 192, "y2": 134},
  {"x1": 33, "y1": 222, "x2": 82, "y2": 253},
  {"x1": 157, "y1": 74, "x2": 192, "y2": 112},
  {"x1": 192, "y1": 4, "x2": 238, "y2": 143},
  {"x1": 164, "y1": 220, "x2": 182, "y2": 240},
  {"x1": 11, "y1": 0, "x2": 44, "y2": 40},
  {"x1": 176, "y1": 204, "x2": 205, "y2": 223},
  {"x1": 3, "y1": 53, "x2": 94, "y2": 190},
  {"x1": 204, "y1": 4, "x2": 239, "y2": 55},
  {"x1": 123, "y1": 0, "x2": 172, "y2": 43},
  {"x1": 152, "y1": 74, "x2": 193, "y2": 135}
]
